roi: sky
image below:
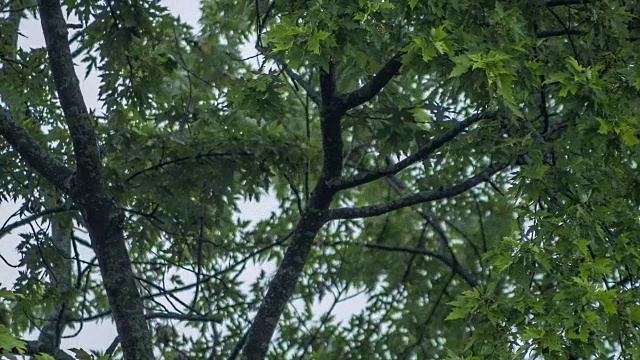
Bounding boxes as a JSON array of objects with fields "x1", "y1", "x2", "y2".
[{"x1": 0, "y1": 2, "x2": 366, "y2": 355}]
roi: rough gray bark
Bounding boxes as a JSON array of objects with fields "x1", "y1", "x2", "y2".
[
  {"x1": 0, "y1": 1, "x2": 153, "y2": 358},
  {"x1": 35, "y1": 1, "x2": 153, "y2": 358}
]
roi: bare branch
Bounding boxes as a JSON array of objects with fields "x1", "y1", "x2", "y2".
[
  {"x1": 331, "y1": 112, "x2": 493, "y2": 191},
  {"x1": 327, "y1": 162, "x2": 508, "y2": 220}
]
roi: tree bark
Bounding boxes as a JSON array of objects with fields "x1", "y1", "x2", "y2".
[{"x1": 30, "y1": 1, "x2": 154, "y2": 358}]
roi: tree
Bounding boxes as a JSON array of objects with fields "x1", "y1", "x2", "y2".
[{"x1": 1, "y1": 0, "x2": 640, "y2": 358}]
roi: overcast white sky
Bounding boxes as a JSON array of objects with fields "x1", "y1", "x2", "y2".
[{"x1": 0, "y1": 2, "x2": 366, "y2": 355}]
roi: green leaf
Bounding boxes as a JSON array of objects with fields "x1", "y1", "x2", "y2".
[
  {"x1": 449, "y1": 56, "x2": 471, "y2": 78},
  {"x1": 0, "y1": 325, "x2": 26, "y2": 354},
  {"x1": 307, "y1": 31, "x2": 331, "y2": 55}
]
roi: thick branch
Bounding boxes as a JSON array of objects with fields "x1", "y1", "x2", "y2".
[
  {"x1": 241, "y1": 65, "x2": 345, "y2": 359},
  {"x1": 319, "y1": 63, "x2": 344, "y2": 180},
  {"x1": 0, "y1": 108, "x2": 73, "y2": 193},
  {"x1": 240, "y1": 213, "x2": 327, "y2": 359},
  {"x1": 340, "y1": 52, "x2": 403, "y2": 111},
  {"x1": 38, "y1": 0, "x2": 101, "y2": 187},
  {"x1": 330, "y1": 112, "x2": 492, "y2": 191},
  {"x1": 327, "y1": 162, "x2": 508, "y2": 220},
  {"x1": 37, "y1": 1, "x2": 153, "y2": 359}
]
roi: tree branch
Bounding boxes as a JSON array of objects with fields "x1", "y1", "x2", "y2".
[
  {"x1": 37, "y1": 1, "x2": 154, "y2": 358},
  {"x1": 318, "y1": 62, "x2": 344, "y2": 180},
  {"x1": 535, "y1": 29, "x2": 583, "y2": 38},
  {"x1": 38, "y1": 0, "x2": 101, "y2": 188},
  {"x1": 419, "y1": 211, "x2": 478, "y2": 287},
  {"x1": 0, "y1": 108, "x2": 74, "y2": 193},
  {"x1": 256, "y1": 45, "x2": 321, "y2": 106},
  {"x1": 544, "y1": 0, "x2": 591, "y2": 6},
  {"x1": 125, "y1": 150, "x2": 253, "y2": 183},
  {"x1": 0, "y1": 207, "x2": 73, "y2": 240},
  {"x1": 339, "y1": 52, "x2": 403, "y2": 111},
  {"x1": 344, "y1": 156, "x2": 480, "y2": 287},
  {"x1": 330, "y1": 241, "x2": 476, "y2": 287},
  {"x1": 241, "y1": 62, "x2": 346, "y2": 360},
  {"x1": 327, "y1": 162, "x2": 508, "y2": 220},
  {"x1": 24, "y1": 341, "x2": 75, "y2": 360},
  {"x1": 145, "y1": 312, "x2": 223, "y2": 323},
  {"x1": 330, "y1": 112, "x2": 493, "y2": 191}
]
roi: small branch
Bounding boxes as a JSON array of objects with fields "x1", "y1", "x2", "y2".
[
  {"x1": 227, "y1": 330, "x2": 249, "y2": 360},
  {"x1": 104, "y1": 336, "x2": 120, "y2": 358},
  {"x1": 331, "y1": 241, "x2": 476, "y2": 287},
  {"x1": 545, "y1": 0, "x2": 591, "y2": 6},
  {"x1": 145, "y1": 312, "x2": 223, "y2": 323},
  {"x1": 330, "y1": 112, "x2": 493, "y2": 191},
  {"x1": 256, "y1": 45, "x2": 321, "y2": 106},
  {"x1": 281, "y1": 65, "x2": 321, "y2": 106},
  {"x1": 535, "y1": 29, "x2": 583, "y2": 38},
  {"x1": 339, "y1": 52, "x2": 403, "y2": 111},
  {"x1": 419, "y1": 211, "x2": 478, "y2": 287},
  {"x1": 125, "y1": 150, "x2": 252, "y2": 183},
  {"x1": 327, "y1": 162, "x2": 508, "y2": 220},
  {"x1": 0, "y1": 207, "x2": 72, "y2": 240}
]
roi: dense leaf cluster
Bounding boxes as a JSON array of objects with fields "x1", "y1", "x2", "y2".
[{"x1": 1, "y1": 0, "x2": 640, "y2": 359}]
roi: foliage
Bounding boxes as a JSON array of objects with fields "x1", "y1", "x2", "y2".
[{"x1": 1, "y1": 0, "x2": 640, "y2": 359}]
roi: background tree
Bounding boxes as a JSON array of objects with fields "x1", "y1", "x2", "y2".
[{"x1": 1, "y1": 0, "x2": 640, "y2": 359}]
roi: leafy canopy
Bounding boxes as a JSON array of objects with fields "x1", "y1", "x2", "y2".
[{"x1": 1, "y1": 0, "x2": 640, "y2": 359}]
